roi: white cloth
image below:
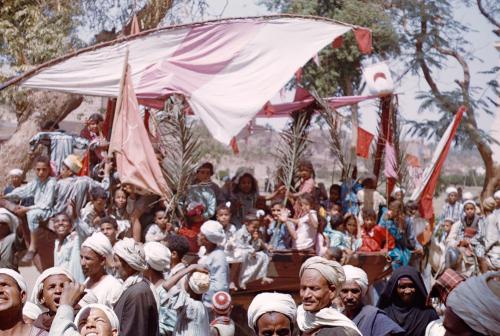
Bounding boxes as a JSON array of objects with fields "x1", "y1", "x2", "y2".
[
  {"x1": 8, "y1": 168, "x2": 23, "y2": 177},
  {"x1": 81, "y1": 232, "x2": 113, "y2": 257},
  {"x1": 342, "y1": 265, "x2": 368, "y2": 296},
  {"x1": 446, "y1": 187, "x2": 458, "y2": 195},
  {"x1": 167, "y1": 286, "x2": 210, "y2": 336},
  {"x1": 144, "y1": 241, "x2": 171, "y2": 272},
  {"x1": 297, "y1": 305, "x2": 361, "y2": 335},
  {"x1": 31, "y1": 267, "x2": 74, "y2": 305},
  {"x1": 247, "y1": 292, "x2": 297, "y2": 330},
  {"x1": 0, "y1": 268, "x2": 27, "y2": 292},
  {"x1": 200, "y1": 220, "x2": 225, "y2": 245},
  {"x1": 75, "y1": 303, "x2": 120, "y2": 333},
  {"x1": 85, "y1": 274, "x2": 123, "y2": 308},
  {"x1": 0, "y1": 208, "x2": 19, "y2": 233},
  {"x1": 113, "y1": 237, "x2": 147, "y2": 272},
  {"x1": 188, "y1": 271, "x2": 210, "y2": 294},
  {"x1": 299, "y1": 257, "x2": 345, "y2": 293},
  {"x1": 390, "y1": 187, "x2": 405, "y2": 198},
  {"x1": 425, "y1": 319, "x2": 445, "y2": 336},
  {"x1": 23, "y1": 301, "x2": 42, "y2": 320},
  {"x1": 493, "y1": 190, "x2": 500, "y2": 200}
]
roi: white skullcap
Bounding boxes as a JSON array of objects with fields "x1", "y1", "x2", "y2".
[
  {"x1": 0, "y1": 208, "x2": 19, "y2": 233},
  {"x1": 462, "y1": 200, "x2": 476, "y2": 209},
  {"x1": 8, "y1": 168, "x2": 23, "y2": 177},
  {"x1": 299, "y1": 257, "x2": 345, "y2": 294},
  {"x1": 63, "y1": 154, "x2": 82, "y2": 174},
  {"x1": 200, "y1": 220, "x2": 225, "y2": 245},
  {"x1": 113, "y1": 238, "x2": 147, "y2": 272},
  {"x1": 494, "y1": 190, "x2": 500, "y2": 200},
  {"x1": 188, "y1": 271, "x2": 210, "y2": 294},
  {"x1": 31, "y1": 267, "x2": 74, "y2": 305},
  {"x1": 446, "y1": 187, "x2": 458, "y2": 195},
  {"x1": 82, "y1": 232, "x2": 113, "y2": 257},
  {"x1": 390, "y1": 187, "x2": 405, "y2": 198},
  {"x1": 75, "y1": 303, "x2": 120, "y2": 334},
  {"x1": 144, "y1": 242, "x2": 171, "y2": 272},
  {"x1": 0, "y1": 268, "x2": 27, "y2": 293},
  {"x1": 462, "y1": 192, "x2": 474, "y2": 201},
  {"x1": 342, "y1": 265, "x2": 369, "y2": 296},
  {"x1": 247, "y1": 292, "x2": 297, "y2": 330},
  {"x1": 23, "y1": 301, "x2": 42, "y2": 320}
]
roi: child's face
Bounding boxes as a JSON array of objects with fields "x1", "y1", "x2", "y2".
[
  {"x1": 9, "y1": 175, "x2": 23, "y2": 187},
  {"x1": 246, "y1": 221, "x2": 258, "y2": 235},
  {"x1": 114, "y1": 190, "x2": 127, "y2": 209},
  {"x1": 35, "y1": 162, "x2": 51, "y2": 182},
  {"x1": 92, "y1": 197, "x2": 107, "y2": 213},
  {"x1": 271, "y1": 204, "x2": 283, "y2": 220},
  {"x1": 100, "y1": 222, "x2": 117, "y2": 243},
  {"x1": 216, "y1": 209, "x2": 231, "y2": 226},
  {"x1": 300, "y1": 200, "x2": 311, "y2": 212},
  {"x1": 330, "y1": 189, "x2": 340, "y2": 202},
  {"x1": 239, "y1": 176, "x2": 253, "y2": 194},
  {"x1": 88, "y1": 120, "x2": 100, "y2": 133},
  {"x1": 331, "y1": 204, "x2": 341, "y2": 215},
  {"x1": 60, "y1": 165, "x2": 73, "y2": 179},
  {"x1": 346, "y1": 219, "x2": 357, "y2": 235},
  {"x1": 299, "y1": 168, "x2": 312, "y2": 180},
  {"x1": 155, "y1": 211, "x2": 168, "y2": 229},
  {"x1": 363, "y1": 217, "x2": 376, "y2": 231},
  {"x1": 448, "y1": 192, "x2": 458, "y2": 204},
  {"x1": 54, "y1": 214, "x2": 72, "y2": 239},
  {"x1": 443, "y1": 221, "x2": 452, "y2": 233},
  {"x1": 196, "y1": 168, "x2": 212, "y2": 183},
  {"x1": 464, "y1": 204, "x2": 475, "y2": 218},
  {"x1": 252, "y1": 230, "x2": 260, "y2": 240}
]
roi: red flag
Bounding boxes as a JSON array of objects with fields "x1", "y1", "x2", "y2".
[
  {"x1": 79, "y1": 151, "x2": 90, "y2": 176},
  {"x1": 356, "y1": 127, "x2": 374, "y2": 158},
  {"x1": 332, "y1": 36, "x2": 343, "y2": 49},
  {"x1": 354, "y1": 28, "x2": 373, "y2": 54},
  {"x1": 411, "y1": 106, "x2": 466, "y2": 220},
  {"x1": 109, "y1": 62, "x2": 168, "y2": 197},
  {"x1": 230, "y1": 137, "x2": 239, "y2": 155}
]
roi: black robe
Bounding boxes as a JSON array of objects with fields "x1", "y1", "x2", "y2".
[{"x1": 113, "y1": 280, "x2": 159, "y2": 336}]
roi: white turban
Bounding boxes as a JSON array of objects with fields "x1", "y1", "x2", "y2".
[
  {"x1": 0, "y1": 208, "x2": 19, "y2": 233},
  {"x1": 463, "y1": 200, "x2": 476, "y2": 209},
  {"x1": 200, "y1": 220, "x2": 225, "y2": 245},
  {"x1": 390, "y1": 187, "x2": 405, "y2": 198},
  {"x1": 494, "y1": 190, "x2": 500, "y2": 200},
  {"x1": 144, "y1": 242, "x2": 171, "y2": 272},
  {"x1": 0, "y1": 268, "x2": 27, "y2": 293},
  {"x1": 342, "y1": 265, "x2": 369, "y2": 296},
  {"x1": 30, "y1": 267, "x2": 74, "y2": 305},
  {"x1": 23, "y1": 301, "x2": 42, "y2": 320},
  {"x1": 82, "y1": 232, "x2": 113, "y2": 257},
  {"x1": 462, "y1": 191, "x2": 474, "y2": 201},
  {"x1": 188, "y1": 271, "x2": 210, "y2": 294},
  {"x1": 113, "y1": 238, "x2": 147, "y2": 272},
  {"x1": 247, "y1": 292, "x2": 297, "y2": 330},
  {"x1": 299, "y1": 257, "x2": 345, "y2": 294},
  {"x1": 8, "y1": 168, "x2": 23, "y2": 177},
  {"x1": 446, "y1": 186, "x2": 458, "y2": 195},
  {"x1": 75, "y1": 303, "x2": 120, "y2": 334}
]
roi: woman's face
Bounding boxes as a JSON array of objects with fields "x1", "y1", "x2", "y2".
[
  {"x1": 396, "y1": 277, "x2": 416, "y2": 306},
  {"x1": 239, "y1": 176, "x2": 253, "y2": 194},
  {"x1": 78, "y1": 308, "x2": 116, "y2": 336}
]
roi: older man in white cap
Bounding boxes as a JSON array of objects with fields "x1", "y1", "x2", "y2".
[
  {"x1": 247, "y1": 292, "x2": 297, "y2": 336},
  {"x1": 80, "y1": 232, "x2": 122, "y2": 307},
  {"x1": 0, "y1": 208, "x2": 23, "y2": 269},
  {"x1": 198, "y1": 220, "x2": 229, "y2": 308},
  {"x1": 438, "y1": 187, "x2": 463, "y2": 225},
  {"x1": 112, "y1": 237, "x2": 159, "y2": 336},
  {"x1": 0, "y1": 268, "x2": 48, "y2": 335},
  {"x1": 340, "y1": 265, "x2": 404, "y2": 336},
  {"x1": 297, "y1": 256, "x2": 361, "y2": 336}
]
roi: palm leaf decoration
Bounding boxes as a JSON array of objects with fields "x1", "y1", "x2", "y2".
[{"x1": 154, "y1": 94, "x2": 202, "y2": 222}]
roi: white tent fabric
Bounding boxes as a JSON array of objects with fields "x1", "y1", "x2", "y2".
[{"x1": 20, "y1": 17, "x2": 356, "y2": 144}]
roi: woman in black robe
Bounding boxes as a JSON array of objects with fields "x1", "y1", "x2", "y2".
[{"x1": 377, "y1": 266, "x2": 439, "y2": 336}]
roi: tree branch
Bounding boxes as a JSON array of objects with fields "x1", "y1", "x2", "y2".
[{"x1": 476, "y1": 0, "x2": 500, "y2": 36}]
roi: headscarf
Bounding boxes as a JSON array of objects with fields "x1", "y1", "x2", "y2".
[
  {"x1": 342, "y1": 265, "x2": 369, "y2": 296},
  {"x1": 446, "y1": 271, "x2": 500, "y2": 335},
  {"x1": 0, "y1": 268, "x2": 27, "y2": 293},
  {"x1": 144, "y1": 242, "x2": 171, "y2": 272},
  {"x1": 23, "y1": 301, "x2": 42, "y2": 320},
  {"x1": 113, "y1": 237, "x2": 147, "y2": 272},
  {"x1": 0, "y1": 208, "x2": 19, "y2": 233},
  {"x1": 188, "y1": 271, "x2": 210, "y2": 294},
  {"x1": 81, "y1": 232, "x2": 113, "y2": 257},
  {"x1": 200, "y1": 220, "x2": 225, "y2": 245},
  {"x1": 391, "y1": 187, "x2": 405, "y2": 198},
  {"x1": 446, "y1": 187, "x2": 458, "y2": 195},
  {"x1": 31, "y1": 267, "x2": 74, "y2": 305},
  {"x1": 299, "y1": 257, "x2": 345, "y2": 294},
  {"x1": 8, "y1": 168, "x2": 23, "y2": 177},
  {"x1": 247, "y1": 292, "x2": 297, "y2": 330},
  {"x1": 75, "y1": 303, "x2": 120, "y2": 334},
  {"x1": 429, "y1": 268, "x2": 465, "y2": 305},
  {"x1": 377, "y1": 266, "x2": 439, "y2": 336}
]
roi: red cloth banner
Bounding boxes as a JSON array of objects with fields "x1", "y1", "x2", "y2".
[
  {"x1": 356, "y1": 127, "x2": 374, "y2": 158},
  {"x1": 354, "y1": 28, "x2": 373, "y2": 54}
]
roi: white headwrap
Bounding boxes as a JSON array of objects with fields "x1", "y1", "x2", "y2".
[
  {"x1": 81, "y1": 232, "x2": 113, "y2": 257},
  {"x1": 75, "y1": 303, "x2": 120, "y2": 334},
  {"x1": 299, "y1": 257, "x2": 346, "y2": 294},
  {"x1": 30, "y1": 267, "x2": 74, "y2": 305},
  {"x1": 113, "y1": 237, "x2": 147, "y2": 272},
  {"x1": 8, "y1": 168, "x2": 23, "y2": 177},
  {"x1": 462, "y1": 200, "x2": 476, "y2": 209},
  {"x1": 200, "y1": 220, "x2": 225, "y2": 245},
  {"x1": 144, "y1": 242, "x2": 171, "y2": 272},
  {"x1": 446, "y1": 186, "x2": 458, "y2": 195},
  {"x1": 247, "y1": 292, "x2": 297, "y2": 330},
  {"x1": 462, "y1": 191, "x2": 474, "y2": 201},
  {"x1": 0, "y1": 208, "x2": 19, "y2": 233},
  {"x1": 493, "y1": 190, "x2": 500, "y2": 200},
  {"x1": 297, "y1": 305, "x2": 361, "y2": 335},
  {"x1": 23, "y1": 301, "x2": 43, "y2": 320},
  {"x1": 188, "y1": 271, "x2": 210, "y2": 294},
  {"x1": 342, "y1": 265, "x2": 369, "y2": 296},
  {"x1": 390, "y1": 187, "x2": 405, "y2": 198},
  {"x1": 0, "y1": 268, "x2": 27, "y2": 293}
]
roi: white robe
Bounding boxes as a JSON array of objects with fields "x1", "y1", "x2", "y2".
[{"x1": 85, "y1": 274, "x2": 123, "y2": 308}]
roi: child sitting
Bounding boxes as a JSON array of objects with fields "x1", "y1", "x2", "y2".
[
  {"x1": 285, "y1": 194, "x2": 318, "y2": 251},
  {"x1": 144, "y1": 208, "x2": 172, "y2": 243},
  {"x1": 110, "y1": 188, "x2": 131, "y2": 237},
  {"x1": 216, "y1": 203, "x2": 237, "y2": 248},
  {"x1": 343, "y1": 214, "x2": 362, "y2": 253},
  {"x1": 179, "y1": 202, "x2": 206, "y2": 252},
  {"x1": 359, "y1": 209, "x2": 395, "y2": 252},
  {"x1": 324, "y1": 214, "x2": 348, "y2": 250},
  {"x1": 78, "y1": 186, "x2": 108, "y2": 238},
  {"x1": 267, "y1": 201, "x2": 293, "y2": 251}
]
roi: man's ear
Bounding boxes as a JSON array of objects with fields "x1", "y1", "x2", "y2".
[
  {"x1": 21, "y1": 290, "x2": 27, "y2": 305},
  {"x1": 328, "y1": 284, "x2": 337, "y2": 301},
  {"x1": 112, "y1": 328, "x2": 118, "y2": 336}
]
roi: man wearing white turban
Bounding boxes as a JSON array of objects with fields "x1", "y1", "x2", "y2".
[
  {"x1": 198, "y1": 220, "x2": 229, "y2": 308},
  {"x1": 112, "y1": 238, "x2": 159, "y2": 336},
  {"x1": 297, "y1": 256, "x2": 361, "y2": 335},
  {"x1": 247, "y1": 292, "x2": 297, "y2": 336},
  {"x1": 0, "y1": 208, "x2": 23, "y2": 269},
  {"x1": 340, "y1": 265, "x2": 404, "y2": 336},
  {"x1": 438, "y1": 186, "x2": 462, "y2": 226},
  {"x1": 80, "y1": 232, "x2": 122, "y2": 307},
  {"x1": 0, "y1": 268, "x2": 48, "y2": 336}
]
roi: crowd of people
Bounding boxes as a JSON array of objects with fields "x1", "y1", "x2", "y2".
[{"x1": 0, "y1": 115, "x2": 498, "y2": 336}]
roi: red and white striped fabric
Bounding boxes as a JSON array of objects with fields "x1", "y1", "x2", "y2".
[{"x1": 19, "y1": 16, "x2": 370, "y2": 144}]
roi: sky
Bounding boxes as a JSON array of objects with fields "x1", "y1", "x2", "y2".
[{"x1": 192, "y1": 0, "x2": 499, "y2": 138}]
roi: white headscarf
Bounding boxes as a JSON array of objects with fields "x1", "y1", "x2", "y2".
[
  {"x1": 188, "y1": 271, "x2": 210, "y2": 294},
  {"x1": 342, "y1": 265, "x2": 369, "y2": 296},
  {"x1": 23, "y1": 301, "x2": 42, "y2": 320},
  {"x1": 200, "y1": 220, "x2": 225, "y2": 245},
  {"x1": 113, "y1": 238, "x2": 147, "y2": 272},
  {"x1": 247, "y1": 292, "x2": 297, "y2": 330},
  {"x1": 299, "y1": 257, "x2": 346, "y2": 294},
  {"x1": 30, "y1": 267, "x2": 74, "y2": 305},
  {"x1": 446, "y1": 186, "x2": 458, "y2": 195},
  {"x1": 0, "y1": 268, "x2": 27, "y2": 293},
  {"x1": 391, "y1": 187, "x2": 405, "y2": 198},
  {"x1": 82, "y1": 232, "x2": 113, "y2": 257},
  {"x1": 0, "y1": 208, "x2": 19, "y2": 233},
  {"x1": 75, "y1": 303, "x2": 120, "y2": 334},
  {"x1": 144, "y1": 242, "x2": 171, "y2": 272}
]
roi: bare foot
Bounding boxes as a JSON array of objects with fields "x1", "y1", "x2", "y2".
[
  {"x1": 229, "y1": 282, "x2": 238, "y2": 291},
  {"x1": 261, "y1": 277, "x2": 274, "y2": 285}
]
